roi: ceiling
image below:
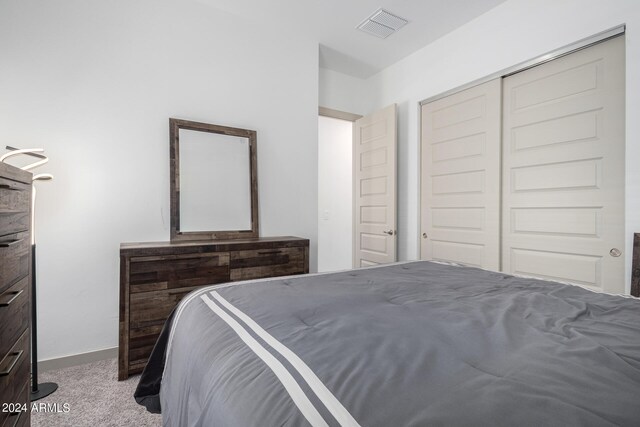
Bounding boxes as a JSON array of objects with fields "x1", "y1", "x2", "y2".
[{"x1": 197, "y1": 0, "x2": 507, "y2": 78}]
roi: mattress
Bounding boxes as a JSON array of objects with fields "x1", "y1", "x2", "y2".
[{"x1": 135, "y1": 261, "x2": 640, "y2": 426}]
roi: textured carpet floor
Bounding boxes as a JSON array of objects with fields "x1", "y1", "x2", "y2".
[{"x1": 32, "y1": 358, "x2": 161, "y2": 427}]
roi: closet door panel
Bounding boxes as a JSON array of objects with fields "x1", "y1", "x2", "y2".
[
  {"x1": 502, "y1": 36, "x2": 625, "y2": 293},
  {"x1": 421, "y1": 79, "x2": 501, "y2": 269}
]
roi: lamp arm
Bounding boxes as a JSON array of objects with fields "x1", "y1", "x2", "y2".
[{"x1": 0, "y1": 148, "x2": 45, "y2": 163}]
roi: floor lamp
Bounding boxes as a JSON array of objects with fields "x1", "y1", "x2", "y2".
[
  {"x1": 30, "y1": 173, "x2": 57, "y2": 400},
  {"x1": 0, "y1": 147, "x2": 57, "y2": 400}
]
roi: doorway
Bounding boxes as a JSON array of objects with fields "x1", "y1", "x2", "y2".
[
  {"x1": 318, "y1": 105, "x2": 398, "y2": 272},
  {"x1": 318, "y1": 113, "x2": 355, "y2": 272}
]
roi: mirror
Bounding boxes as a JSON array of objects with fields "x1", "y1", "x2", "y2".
[{"x1": 170, "y1": 118, "x2": 259, "y2": 241}]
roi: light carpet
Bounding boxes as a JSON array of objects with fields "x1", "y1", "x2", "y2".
[{"x1": 32, "y1": 358, "x2": 161, "y2": 427}]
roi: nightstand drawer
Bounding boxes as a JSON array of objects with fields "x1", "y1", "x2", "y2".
[
  {"x1": 230, "y1": 247, "x2": 305, "y2": 280},
  {"x1": 0, "y1": 277, "x2": 29, "y2": 361},
  {"x1": 0, "y1": 232, "x2": 30, "y2": 295},
  {"x1": 0, "y1": 330, "x2": 29, "y2": 427}
]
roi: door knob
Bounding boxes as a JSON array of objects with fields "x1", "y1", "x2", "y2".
[
  {"x1": 610, "y1": 248, "x2": 622, "y2": 257},
  {"x1": 383, "y1": 230, "x2": 394, "y2": 236},
  {"x1": 422, "y1": 232, "x2": 428, "y2": 239}
]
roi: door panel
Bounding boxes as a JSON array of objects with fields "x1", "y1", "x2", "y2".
[
  {"x1": 354, "y1": 104, "x2": 397, "y2": 267},
  {"x1": 502, "y1": 36, "x2": 625, "y2": 293},
  {"x1": 421, "y1": 79, "x2": 501, "y2": 269}
]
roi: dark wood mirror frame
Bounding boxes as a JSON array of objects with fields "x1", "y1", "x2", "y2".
[{"x1": 170, "y1": 118, "x2": 259, "y2": 241}]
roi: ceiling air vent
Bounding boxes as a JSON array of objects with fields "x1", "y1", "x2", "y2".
[{"x1": 357, "y1": 8, "x2": 408, "y2": 39}]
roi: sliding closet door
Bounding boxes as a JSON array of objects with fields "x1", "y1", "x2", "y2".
[
  {"x1": 420, "y1": 79, "x2": 501, "y2": 269},
  {"x1": 502, "y1": 36, "x2": 625, "y2": 293}
]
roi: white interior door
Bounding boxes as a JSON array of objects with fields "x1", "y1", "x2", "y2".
[
  {"x1": 502, "y1": 36, "x2": 625, "y2": 293},
  {"x1": 353, "y1": 104, "x2": 397, "y2": 267},
  {"x1": 420, "y1": 79, "x2": 501, "y2": 269}
]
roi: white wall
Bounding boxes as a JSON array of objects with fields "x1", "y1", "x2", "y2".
[
  {"x1": 0, "y1": 0, "x2": 319, "y2": 360},
  {"x1": 321, "y1": 0, "x2": 640, "y2": 293},
  {"x1": 319, "y1": 68, "x2": 365, "y2": 115},
  {"x1": 318, "y1": 116, "x2": 353, "y2": 272}
]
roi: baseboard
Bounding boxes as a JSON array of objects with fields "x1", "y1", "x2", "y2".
[{"x1": 39, "y1": 347, "x2": 118, "y2": 372}]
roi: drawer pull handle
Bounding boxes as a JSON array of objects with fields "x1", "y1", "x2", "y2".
[
  {"x1": 0, "y1": 289, "x2": 23, "y2": 307},
  {"x1": 257, "y1": 250, "x2": 282, "y2": 255},
  {"x1": 0, "y1": 183, "x2": 20, "y2": 191},
  {"x1": 0, "y1": 350, "x2": 24, "y2": 376},
  {"x1": 0, "y1": 238, "x2": 24, "y2": 248}
]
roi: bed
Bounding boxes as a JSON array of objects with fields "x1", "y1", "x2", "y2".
[{"x1": 135, "y1": 261, "x2": 640, "y2": 426}]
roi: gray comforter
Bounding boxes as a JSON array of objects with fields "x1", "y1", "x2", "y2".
[{"x1": 136, "y1": 261, "x2": 640, "y2": 426}]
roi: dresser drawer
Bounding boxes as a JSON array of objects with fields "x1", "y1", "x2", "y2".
[
  {"x1": 0, "y1": 277, "x2": 29, "y2": 362},
  {"x1": 119, "y1": 237, "x2": 309, "y2": 380},
  {"x1": 129, "y1": 252, "x2": 230, "y2": 293},
  {"x1": 230, "y1": 247, "x2": 305, "y2": 280},
  {"x1": 1, "y1": 380, "x2": 29, "y2": 427},
  {"x1": 129, "y1": 287, "x2": 202, "y2": 330},
  {"x1": 0, "y1": 178, "x2": 30, "y2": 239},
  {"x1": 0, "y1": 330, "x2": 29, "y2": 427},
  {"x1": 127, "y1": 286, "x2": 199, "y2": 371},
  {"x1": 126, "y1": 252, "x2": 231, "y2": 372},
  {"x1": 0, "y1": 232, "x2": 30, "y2": 295},
  {"x1": 15, "y1": 407, "x2": 30, "y2": 427}
]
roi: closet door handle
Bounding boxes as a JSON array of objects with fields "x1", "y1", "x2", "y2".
[
  {"x1": 0, "y1": 238, "x2": 24, "y2": 248},
  {"x1": 0, "y1": 350, "x2": 24, "y2": 376},
  {"x1": 0, "y1": 289, "x2": 23, "y2": 307}
]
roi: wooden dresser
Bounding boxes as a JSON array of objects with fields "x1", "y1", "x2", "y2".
[
  {"x1": 0, "y1": 163, "x2": 31, "y2": 427},
  {"x1": 118, "y1": 236, "x2": 309, "y2": 380}
]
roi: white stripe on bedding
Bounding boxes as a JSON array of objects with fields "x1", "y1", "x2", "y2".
[
  {"x1": 211, "y1": 291, "x2": 361, "y2": 427},
  {"x1": 200, "y1": 294, "x2": 329, "y2": 427}
]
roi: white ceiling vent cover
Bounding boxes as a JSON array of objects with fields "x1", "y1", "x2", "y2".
[{"x1": 357, "y1": 8, "x2": 408, "y2": 39}]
